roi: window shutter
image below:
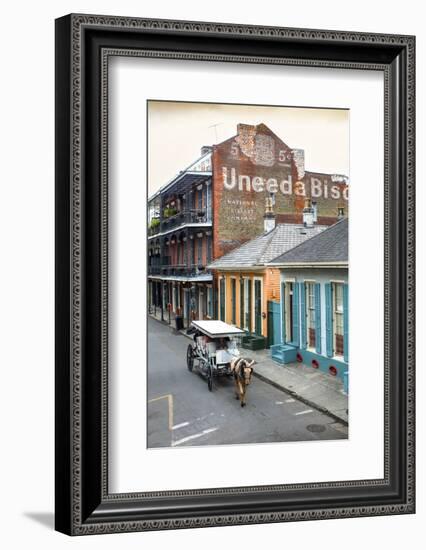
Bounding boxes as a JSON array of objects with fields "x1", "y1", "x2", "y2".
[
  {"x1": 343, "y1": 283, "x2": 349, "y2": 362},
  {"x1": 300, "y1": 283, "x2": 307, "y2": 349},
  {"x1": 292, "y1": 283, "x2": 299, "y2": 346},
  {"x1": 247, "y1": 279, "x2": 252, "y2": 333},
  {"x1": 315, "y1": 283, "x2": 321, "y2": 354},
  {"x1": 325, "y1": 283, "x2": 333, "y2": 357},
  {"x1": 240, "y1": 279, "x2": 244, "y2": 330},
  {"x1": 281, "y1": 282, "x2": 286, "y2": 343}
]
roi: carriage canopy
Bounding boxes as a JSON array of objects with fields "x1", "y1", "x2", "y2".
[{"x1": 190, "y1": 320, "x2": 244, "y2": 338}]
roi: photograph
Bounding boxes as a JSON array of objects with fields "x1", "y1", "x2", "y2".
[{"x1": 147, "y1": 101, "x2": 349, "y2": 448}]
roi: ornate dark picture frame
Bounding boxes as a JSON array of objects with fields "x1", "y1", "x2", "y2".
[{"x1": 55, "y1": 14, "x2": 415, "y2": 535}]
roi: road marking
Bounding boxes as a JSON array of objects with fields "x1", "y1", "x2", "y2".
[
  {"x1": 148, "y1": 394, "x2": 174, "y2": 431},
  {"x1": 172, "y1": 421, "x2": 189, "y2": 430},
  {"x1": 172, "y1": 427, "x2": 218, "y2": 447},
  {"x1": 275, "y1": 401, "x2": 284, "y2": 405},
  {"x1": 285, "y1": 398, "x2": 295, "y2": 403},
  {"x1": 294, "y1": 409, "x2": 313, "y2": 416}
]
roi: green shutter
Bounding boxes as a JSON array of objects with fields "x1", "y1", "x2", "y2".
[
  {"x1": 314, "y1": 283, "x2": 321, "y2": 354},
  {"x1": 281, "y1": 282, "x2": 286, "y2": 343},
  {"x1": 254, "y1": 280, "x2": 262, "y2": 335},
  {"x1": 343, "y1": 283, "x2": 349, "y2": 362},
  {"x1": 240, "y1": 279, "x2": 244, "y2": 329},
  {"x1": 231, "y1": 279, "x2": 236, "y2": 324},
  {"x1": 247, "y1": 279, "x2": 252, "y2": 332},
  {"x1": 292, "y1": 283, "x2": 299, "y2": 346},
  {"x1": 300, "y1": 282, "x2": 307, "y2": 349},
  {"x1": 325, "y1": 283, "x2": 333, "y2": 357}
]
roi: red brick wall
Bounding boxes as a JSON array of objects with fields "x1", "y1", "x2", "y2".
[{"x1": 211, "y1": 123, "x2": 348, "y2": 260}]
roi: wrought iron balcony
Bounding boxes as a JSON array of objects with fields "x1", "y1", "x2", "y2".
[
  {"x1": 160, "y1": 208, "x2": 212, "y2": 233},
  {"x1": 160, "y1": 264, "x2": 212, "y2": 279},
  {"x1": 148, "y1": 218, "x2": 161, "y2": 237},
  {"x1": 148, "y1": 226, "x2": 160, "y2": 237}
]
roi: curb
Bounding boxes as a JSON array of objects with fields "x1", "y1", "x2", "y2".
[
  {"x1": 150, "y1": 315, "x2": 348, "y2": 427},
  {"x1": 253, "y1": 371, "x2": 348, "y2": 426}
]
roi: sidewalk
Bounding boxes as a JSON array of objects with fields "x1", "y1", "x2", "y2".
[
  {"x1": 148, "y1": 313, "x2": 348, "y2": 425},
  {"x1": 247, "y1": 348, "x2": 348, "y2": 425}
]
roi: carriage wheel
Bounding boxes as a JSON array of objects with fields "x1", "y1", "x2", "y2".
[
  {"x1": 186, "y1": 344, "x2": 194, "y2": 372},
  {"x1": 207, "y1": 365, "x2": 213, "y2": 391}
]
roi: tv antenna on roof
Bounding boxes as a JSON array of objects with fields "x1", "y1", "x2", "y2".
[{"x1": 208, "y1": 123, "x2": 222, "y2": 143}]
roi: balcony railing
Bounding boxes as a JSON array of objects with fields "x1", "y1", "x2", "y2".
[
  {"x1": 161, "y1": 264, "x2": 212, "y2": 279},
  {"x1": 148, "y1": 266, "x2": 162, "y2": 275},
  {"x1": 148, "y1": 223, "x2": 161, "y2": 237},
  {"x1": 160, "y1": 208, "x2": 211, "y2": 233}
]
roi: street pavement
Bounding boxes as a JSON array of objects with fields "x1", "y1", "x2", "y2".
[{"x1": 147, "y1": 316, "x2": 348, "y2": 448}]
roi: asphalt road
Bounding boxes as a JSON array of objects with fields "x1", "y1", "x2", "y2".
[{"x1": 147, "y1": 316, "x2": 348, "y2": 448}]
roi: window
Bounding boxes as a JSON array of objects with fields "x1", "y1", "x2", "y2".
[
  {"x1": 191, "y1": 238, "x2": 195, "y2": 266},
  {"x1": 230, "y1": 278, "x2": 236, "y2": 324},
  {"x1": 206, "y1": 184, "x2": 211, "y2": 221},
  {"x1": 207, "y1": 287, "x2": 213, "y2": 318},
  {"x1": 312, "y1": 201, "x2": 318, "y2": 222},
  {"x1": 207, "y1": 235, "x2": 212, "y2": 264},
  {"x1": 306, "y1": 282, "x2": 316, "y2": 348},
  {"x1": 197, "y1": 236, "x2": 202, "y2": 265},
  {"x1": 333, "y1": 282, "x2": 344, "y2": 356}
]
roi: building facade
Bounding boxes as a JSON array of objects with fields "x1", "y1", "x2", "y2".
[
  {"x1": 208, "y1": 204, "x2": 326, "y2": 345},
  {"x1": 148, "y1": 149, "x2": 214, "y2": 325},
  {"x1": 268, "y1": 219, "x2": 348, "y2": 381},
  {"x1": 148, "y1": 123, "x2": 348, "y2": 328}
]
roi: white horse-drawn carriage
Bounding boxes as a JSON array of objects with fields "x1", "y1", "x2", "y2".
[{"x1": 186, "y1": 321, "x2": 254, "y2": 405}]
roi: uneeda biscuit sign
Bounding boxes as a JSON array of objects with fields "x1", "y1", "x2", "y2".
[{"x1": 212, "y1": 124, "x2": 348, "y2": 257}]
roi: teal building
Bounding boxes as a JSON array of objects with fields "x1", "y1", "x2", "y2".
[{"x1": 268, "y1": 218, "x2": 348, "y2": 388}]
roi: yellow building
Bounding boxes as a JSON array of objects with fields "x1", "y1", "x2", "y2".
[{"x1": 216, "y1": 269, "x2": 280, "y2": 337}]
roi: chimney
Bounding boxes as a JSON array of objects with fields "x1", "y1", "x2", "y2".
[
  {"x1": 303, "y1": 198, "x2": 315, "y2": 228},
  {"x1": 337, "y1": 206, "x2": 345, "y2": 219},
  {"x1": 292, "y1": 148, "x2": 305, "y2": 180},
  {"x1": 264, "y1": 193, "x2": 276, "y2": 233}
]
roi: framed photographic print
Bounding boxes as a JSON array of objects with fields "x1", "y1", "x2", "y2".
[{"x1": 55, "y1": 14, "x2": 415, "y2": 535}]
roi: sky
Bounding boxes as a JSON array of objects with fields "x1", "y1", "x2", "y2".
[{"x1": 148, "y1": 101, "x2": 349, "y2": 195}]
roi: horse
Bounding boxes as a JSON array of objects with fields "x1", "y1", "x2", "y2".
[{"x1": 230, "y1": 357, "x2": 255, "y2": 407}]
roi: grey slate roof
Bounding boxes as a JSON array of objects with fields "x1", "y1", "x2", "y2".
[
  {"x1": 268, "y1": 218, "x2": 348, "y2": 265},
  {"x1": 208, "y1": 223, "x2": 326, "y2": 269}
]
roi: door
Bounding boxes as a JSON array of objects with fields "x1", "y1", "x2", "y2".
[
  {"x1": 244, "y1": 278, "x2": 252, "y2": 332},
  {"x1": 285, "y1": 282, "x2": 294, "y2": 343},
  {"x1": 267, "y1": 301, "x2": 281, "y2": 347},
  {"x1": 230, "y1": 278, "x2": 236, "y2": 324},
  {"x1": 199, "y1": 287, "x2": 204, "y2": 319},
  {"x1": 219, "y1": 278, "x2": 225, "y2": 321},
  {"x1": 254, "y1": 279, "x2": 262, "y2": 336},
  {"x1": 183, "y1": 289, "x2": 189, "y2": 327}
]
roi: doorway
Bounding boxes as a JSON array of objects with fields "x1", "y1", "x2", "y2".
[
  {"x1": 254, "y1": 279, "x2": 262, "y2": 336},
  {"x1": 285, "y1": 282, "x2": 294, "y2": 343}
]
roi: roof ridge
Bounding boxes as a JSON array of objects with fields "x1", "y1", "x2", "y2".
[
  {"x1": 208, "y1": 228, "x2": 272, "y2": 267},
  {"x1": 254, "y1": 228, "x2": 278, "y2": 262},
  {"x1": 268, "y1": 218, "x2": 348, "y2": 265}
]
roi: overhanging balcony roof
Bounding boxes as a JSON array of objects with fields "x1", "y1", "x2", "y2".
[
  {"x1": 161, "y1": 171, "x2": 212, "y2": 198},
  {"x1": 148, "y1": 151, "x2": 212, "y2": 202}
]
